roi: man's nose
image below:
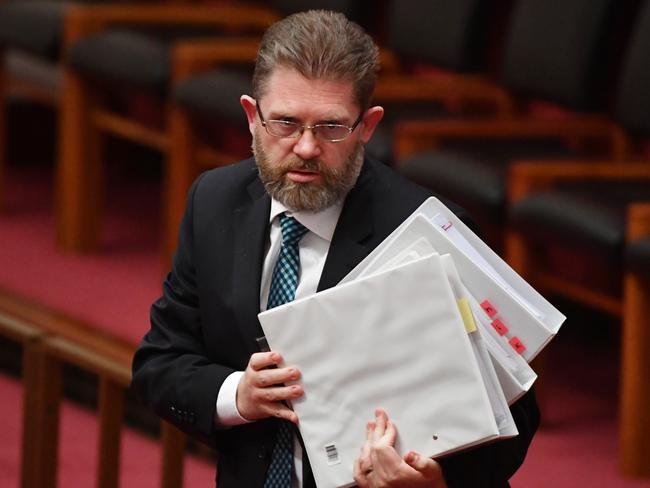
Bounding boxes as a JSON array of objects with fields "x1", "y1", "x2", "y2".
[{"x1": 292, "y1": 128, "x2": 322, "y2": 159}]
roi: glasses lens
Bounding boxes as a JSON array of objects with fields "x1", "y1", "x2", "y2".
[
  {"x1": 315, "y1": 124, "x2": 350, "y2": 142},
  {"x1": 266, "y1": 121, "x2": 299, "y2": 138}
]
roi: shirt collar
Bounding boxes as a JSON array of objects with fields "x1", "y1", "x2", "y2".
[{"x1": 269, "y1": 198, "x2": 343, "y2": 243}]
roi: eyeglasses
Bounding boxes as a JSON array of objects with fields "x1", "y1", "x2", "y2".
[{"x1": 256, "y1": 103, "x2": 363, "y2": 143}]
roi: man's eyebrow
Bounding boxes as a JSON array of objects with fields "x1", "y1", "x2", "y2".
[
  {"x1": 267, "y1": 110, "x2": 349, "y2": 123},
  {"x1": 316, "y1": 113, "x2": 349, "y2": 123},
  {"x1": 319, "y1": 117, "x2": 346, "y2": 125},
  {"x1": 267, "y1": 111, "x2": 297, "y2": 121}
]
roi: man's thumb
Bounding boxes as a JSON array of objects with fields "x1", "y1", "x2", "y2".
[{"x1": 404, "y1": 451, "x2": 436, "y2": 475}]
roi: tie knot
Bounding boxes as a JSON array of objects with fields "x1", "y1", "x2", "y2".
[{"x1": 279, "y1": 213, "x2": 309, "y2": 247}]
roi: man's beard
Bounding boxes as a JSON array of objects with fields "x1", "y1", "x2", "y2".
[{"x1": 253, "y1": 132, "x2": 364, "y2": 212}]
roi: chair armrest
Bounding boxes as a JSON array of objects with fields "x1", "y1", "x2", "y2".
[
  {"x1": 375, "y1": 73, "x2": 511, "y2": 107},
  {"x1": 171, "y1": 37, "x2": 261, "y2": 82},
  {"x1": 394, "y1": 116, "x2": 624, "y2": 159},
  {"x1": 63, "y1": 4, "x2": 280, "y2": 47},
  {"x1": 508, "y1": 161, "x2": 650, "y2": 202},
  {"x1": 627, "y1": 202, "x2": 650, "y2": 240},
  {"x1": 375, "y1": 44, "x2": 513, "y2": 114}
]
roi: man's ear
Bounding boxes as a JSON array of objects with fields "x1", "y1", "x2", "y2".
[
  {"x1": 240, "y1": 95, "x2": 257, "y2": 136},
  {"x1": 359, "y1": 106, "x2": 384, "y2": 144}
]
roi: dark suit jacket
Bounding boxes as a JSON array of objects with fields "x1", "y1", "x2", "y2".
[{"x1": 132, "y1": 156, "x2": 539, "y2": 488}]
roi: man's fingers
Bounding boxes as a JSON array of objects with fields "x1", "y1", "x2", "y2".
[
  {"x1": 366, "y1": 420, "x2": 376, "y2": 441},
  {"x1": 266, "y1": 404, "x2": 299, "y2": 424},
  {"x1": 253, "y1": 384, "x2": 303, "y2": 403},
  {"x1": 237, "y1": 353, "x2": 303, "y2": 421},
  {"x1": 253, "y1": 366, "x2": 301, "y2": 387},
  {"x1": 404, "y1": 451, "x2": 438, "y2": 476},
  {"x1": 383, "y1": 420, "x2": 397, "y2": 447},
  {"x1": 357, "y1": 442, "x2": 373, "y2": 473},
  {"x1": 373, "y1": 408, "x2": 388, "y2": 440},
  {"x1": 404, "y1": 452, "x2": 447, "y2": 486},
  {"x1": 249, "y1": 351, "x2": 282, "y2": 370},
  {"x1": 238, "y1": 391, "x2": 300, "y2": 423},
  {"x1": 352, "y1": 468, "x2": 370, "y2": 488}
]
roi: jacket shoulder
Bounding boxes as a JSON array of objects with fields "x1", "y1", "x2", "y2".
[
  {"x1": 363, "y1": 158, "x2": 475, "y2": 227},
  {"x1": 195, "y1": 158, "x2": 257, "y2": 193}
]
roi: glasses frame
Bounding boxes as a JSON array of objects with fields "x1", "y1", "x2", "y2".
[{"x1": 256, "y1": 103, "x2": 364, "y2": 143}]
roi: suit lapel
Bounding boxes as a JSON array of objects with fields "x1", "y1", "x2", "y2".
[
  {"x1": 317, "y1": 162, "x2": 374, "y2": 292},
  {"x1": 232, "y1": 177, "x2": 271, "y2": 355}
]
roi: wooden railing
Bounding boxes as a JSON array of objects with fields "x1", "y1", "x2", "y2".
[{"x1": 0, "y1": 289, "x2": 193, "y2": 488}]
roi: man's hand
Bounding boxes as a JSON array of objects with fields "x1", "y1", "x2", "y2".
[
  {"x1": 236, "y1": 352, "x2": 303, "y2": 424},
  {"x1": 353, "y1": 408, "x2": 447, "y2": 488}
]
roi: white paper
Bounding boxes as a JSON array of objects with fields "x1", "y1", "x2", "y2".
[{"x1": 340, "y1": 214, "x2": 537, "y2": 401}]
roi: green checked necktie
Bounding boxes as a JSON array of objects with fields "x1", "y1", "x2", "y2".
[{"x1": 264, "y1": 213, "x2": 309, "y2": 488}]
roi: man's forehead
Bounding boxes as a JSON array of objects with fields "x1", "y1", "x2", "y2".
[{"x1": 261, "y1": 66, "x2": 358, "y2": 117}]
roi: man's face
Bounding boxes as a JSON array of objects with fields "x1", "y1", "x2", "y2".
[{"x1": 242, "y1": 67, "x2": 381, "y2": 212}]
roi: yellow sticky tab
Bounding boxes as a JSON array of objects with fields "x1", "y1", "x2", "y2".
[{"x1": 457, "y1": 298, "x2": 477, "y2": 333}]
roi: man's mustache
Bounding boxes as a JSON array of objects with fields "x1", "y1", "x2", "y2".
[{"x1": 281, "y1": 158, "x2": 321, "y2": 172}]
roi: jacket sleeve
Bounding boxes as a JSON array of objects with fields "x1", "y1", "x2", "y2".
[{"x1": 131, "y1": 174, "x2": 236, "y2": 444}]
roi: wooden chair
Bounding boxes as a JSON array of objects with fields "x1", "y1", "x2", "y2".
[
  {"x1": 507, "y1": 164, "x2": 650, "y2": 478},
  {"x1": 505, "y1": 160, "x2": 650, "y2": 439},
  {"x1": 620, "y1": 202, "x2": 650, "y2": 478},
  {"x1": 506, "y1": 162, "x2": 650, "y2": 313},
  {"x1": 392, "y1": 0, "x2": 628, "y2": 252},
  {"x1": 503, "y1": 7, "x2": 650, "y2": 463},
  {"x1": 0, "y1": 0, "x2": 185, "y2": 212},
  {"x1": 0, "y1": 0, "x2": 88, "y2": 212},
  {"x1": 56, "y1": 3, "x2": 280, "y2": 254},
  {"x1": 503, "y1": 0, "x2": 650, "y2": 312}
]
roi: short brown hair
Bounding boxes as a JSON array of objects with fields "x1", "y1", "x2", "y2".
[{"x1": 252, "y1": 10, "x2": 379, "y2": 110}]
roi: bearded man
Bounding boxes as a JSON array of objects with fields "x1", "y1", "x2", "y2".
[{"x1": 132, "y1": 10, "x2": 539, "y2": 488}]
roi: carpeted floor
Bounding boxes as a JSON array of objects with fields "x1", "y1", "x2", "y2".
[
  {"x1": 511, "y1": 318, "x2": 650, "y2": 487},
  {"x1": 0, "y1": 163, "x2": 648, "y2": 487}
]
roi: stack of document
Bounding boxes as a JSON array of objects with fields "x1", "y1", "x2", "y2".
[{"x1": 258, "y1": 197, "x2": 565, "y2": 488}]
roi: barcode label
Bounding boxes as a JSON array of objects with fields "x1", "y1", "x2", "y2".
[{"x1": 325, "y1": 443, "x2": 340, "y2": 465}]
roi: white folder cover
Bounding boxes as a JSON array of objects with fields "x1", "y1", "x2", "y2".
[
  {"x1": 343, "y1": 201, "x2": 566, "y2": 363},
  {"x1": 368, "y1": 246, "x2": 520, "y2": 426},
  {"x1": 340, "y1": 217, "x2": 537, "y2": 403},
  {"x1": 259, "y1": 254, "x2": 500, "y2": 488}
]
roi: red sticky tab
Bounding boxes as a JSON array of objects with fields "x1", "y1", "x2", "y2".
[
  {"x1": 480, "y1": 300, "x2": 498, "y2": 318},
  {"x1": 509, "y1": 336, "x2": 526, "y2": 354},
  {"x1": 441, "y1": 221, "x2": 453, "y2": 231},
  {"x1": 491, "y1": 319, "x2": 509, "y2": 336}
]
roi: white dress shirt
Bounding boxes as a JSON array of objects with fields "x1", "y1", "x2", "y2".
[{"x1": 215, "y1": 197, "x2": 343, "y2": 487}]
